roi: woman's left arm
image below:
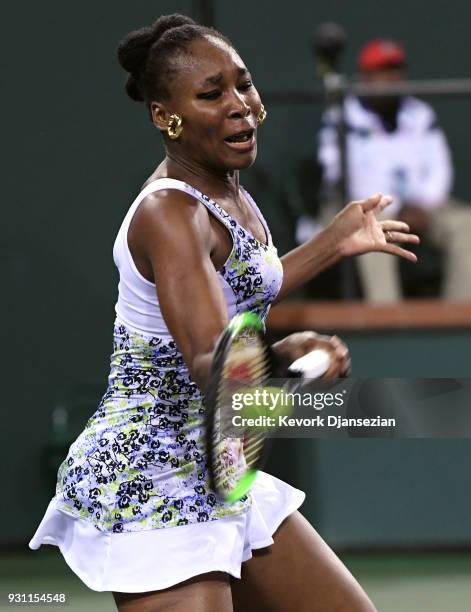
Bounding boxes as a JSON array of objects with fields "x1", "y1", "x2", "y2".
[{"x1": 274, "y1": 193, "x2": 420, "y2": 304}]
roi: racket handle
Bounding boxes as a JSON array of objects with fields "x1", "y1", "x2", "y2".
[{"x1": 288, "y1": 348, "x2": 331, "y2": 380}]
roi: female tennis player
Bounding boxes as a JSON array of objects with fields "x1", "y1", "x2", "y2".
[{"x1": 29, "y1": 14, "x2": 419, "y2": 612}]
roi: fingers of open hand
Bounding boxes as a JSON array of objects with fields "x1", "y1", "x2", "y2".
[
  {"x1": 360, "y1": 193, "x2": 393, "y2": 213},
  {"x1": 380, "y1": 220, "x2": 420, "y2": 245},
  {"x1": 380, "y1": 220, "x2": 410, "y2": 233},
  {"x1": 377, "y1": 194, "x2": 394, "y2": 212},
  {"x1": 385, "y1": 231, "x2": 420, "y2": 244},
  {"x1": 382, "y1": 243, "x2": 418, "y2": 262},
  {"x1": 357, "y1": 192, "x2": 382, "y2": 211}
]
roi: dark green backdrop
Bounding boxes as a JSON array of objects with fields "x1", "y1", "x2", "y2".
[{"x1": 4, "y1": 1, "x2": 471, "y2": 545}]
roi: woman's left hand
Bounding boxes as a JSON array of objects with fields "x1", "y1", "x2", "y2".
[
  {"x1": 271, "y1": 331, "x2": 351, "y2": 379},
  {"x1": 332, "y1": 193, "x2": 420, "y2": 261}
]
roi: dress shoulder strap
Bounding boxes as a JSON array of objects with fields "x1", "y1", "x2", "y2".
[{"x1": 134, "y1": 178, "x2": 236, "y2": 234}]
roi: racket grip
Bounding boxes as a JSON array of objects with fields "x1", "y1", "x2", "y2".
[{"x1": 287, "y1": 348, "x2": 331, "y2": 380}]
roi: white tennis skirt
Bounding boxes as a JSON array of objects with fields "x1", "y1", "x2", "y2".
[{"x1": 29, "y1": 472, "x2": 305, "y2": 593}]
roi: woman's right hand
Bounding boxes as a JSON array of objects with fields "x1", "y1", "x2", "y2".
[{"x1": 271, "y1": 331, "x2": 351, "y2": 379}]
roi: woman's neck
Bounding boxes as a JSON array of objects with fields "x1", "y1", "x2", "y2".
[{"x1": 159, "y1": 154, "x2": 241, "y2": 200}]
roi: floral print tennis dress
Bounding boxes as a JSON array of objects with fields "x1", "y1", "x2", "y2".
[{"x1": 29, "y1": 179, "x2": 305, "y2": 592}]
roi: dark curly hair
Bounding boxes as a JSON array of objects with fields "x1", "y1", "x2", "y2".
[{"x1": 117, "y1": 14, "x2": 233, "y2": 120}]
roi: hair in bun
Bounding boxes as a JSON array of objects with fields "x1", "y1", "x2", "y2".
[{"x1": 117, "y1": 14, "x2": 232, "y2": 115}]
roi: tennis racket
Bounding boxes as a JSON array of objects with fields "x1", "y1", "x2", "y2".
[{"x1": 205, "y1": 312, "x2": 331, "y2": 503}]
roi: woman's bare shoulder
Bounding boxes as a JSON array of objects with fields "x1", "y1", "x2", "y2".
[{"x1": 130, "y1": 182, "x2": 211, "y2": 253}]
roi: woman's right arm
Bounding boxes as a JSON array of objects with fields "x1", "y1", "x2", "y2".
[{"x1": 132, "y1": 189, "x2": 229, "y2": 390}]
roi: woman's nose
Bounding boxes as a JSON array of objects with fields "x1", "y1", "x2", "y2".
[{"x1": 228, "y1": 92, "x2": 251, "y2": 118}]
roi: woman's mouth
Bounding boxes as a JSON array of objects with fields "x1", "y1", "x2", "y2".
[{"x1": 224, "y1": 129, "x2": 256, "y2": 152}]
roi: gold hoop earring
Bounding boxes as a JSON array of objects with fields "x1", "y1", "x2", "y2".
[
  {"x1": 167, "y1": 113, "x2": 183, "y2": 140},
  {"x1": 257, "y1": 104, "x2": 267, "y2": 125}
]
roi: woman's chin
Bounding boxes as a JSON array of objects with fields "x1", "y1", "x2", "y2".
[{"x1": 227, "y1": 148, "x2": 258, "y2": 171}]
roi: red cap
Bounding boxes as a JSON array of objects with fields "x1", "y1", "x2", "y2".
[{"x1": 358, "y1": 39, "x2": 406, "y2": 71}]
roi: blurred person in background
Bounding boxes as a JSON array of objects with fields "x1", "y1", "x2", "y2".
[{"x1": 309, "y1": 38, "x2": 471, "y2": 302}]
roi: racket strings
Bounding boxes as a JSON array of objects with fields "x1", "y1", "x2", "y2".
[
  {"x1": 207, "y1": 315, "x2": 274, "y2": 502},
  {"x1": 223, "y1": 340, "x2": 271, "y2": 383},
  {"x1": 241, "y1": 437, "x2": 265, "y2": 467},
  {"x1": 212, "y1": 340, "x2": 271, "y2": 494}
]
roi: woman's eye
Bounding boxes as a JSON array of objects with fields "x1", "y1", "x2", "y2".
[
  {"x1": 197, "y1": 90, "x2": 221, "y2": 100},
  {"x1": 197, "y1": 81, "x2": 253, "y2": 100}
]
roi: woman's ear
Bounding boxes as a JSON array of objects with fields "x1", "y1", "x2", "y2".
[{"x1": 151, "y1": 102, "x2": 169, "y2": 133}]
